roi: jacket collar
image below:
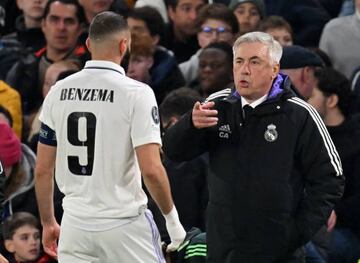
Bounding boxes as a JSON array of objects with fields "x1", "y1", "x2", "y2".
[{"x1": 226, "y1": 73, "x2": 293, "y2": 105}]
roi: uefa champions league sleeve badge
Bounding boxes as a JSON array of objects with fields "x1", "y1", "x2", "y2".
[
  {"x1": 151, "y1": 106, "x2": 160, "y2": 125},
  {"x1": 264, "y1": 124, "x2": 278, "y2": 142}
]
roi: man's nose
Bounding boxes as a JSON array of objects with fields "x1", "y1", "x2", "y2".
[
  {"x1": 188, "y1": 9, "x2": 197, "y2": 21},
  {"x1": 56, "y1": 20, "x2": 66, "y2": 30},
  {"x1": 209, "y1": 31, "x2": 220, "y2": 42},
  {"x1": 202, "y1": 64, "x2": 213, "y2": 73},
  {"x1": 240, "y1": 62, "x2": 250, "y2": 74}
]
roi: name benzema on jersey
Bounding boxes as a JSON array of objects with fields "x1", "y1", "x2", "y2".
[{"x1": 60, "y1": 88, "x2": 114, "y2": 102}]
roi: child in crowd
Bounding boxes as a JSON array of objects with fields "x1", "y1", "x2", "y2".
[
  {"x1": 259, "y1": 15, "x2": 293, "y2": 47},
  {"x1": 229, "y1": 0, "x2": 265, "y2": 35},
  {"x1": 2, "y1": 212, "x2": 56, "y2": 263}
]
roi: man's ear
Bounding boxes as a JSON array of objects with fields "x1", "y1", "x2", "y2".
[
  {"x1": 119, "y1": 38, "x2": 128, "y2": 57},
  {"x1": 41, "y1": 19, "x2": 46, "y2": 34},
  {"x1": 151, "y1": 35, "x2": 160, "y2": 46},
  {"x1": 5, "y1": 240, "x2": 15, "y2": 253},
  {"x1": 148, "y1": 56, "x2": 154, "y2": 69},
  {"x1": 85, "y1": 37, "x2": 91, "y2": 52},
  {"x1": 15, "y1": 0, "x2": 22, "y2": 9},
  {"x1": 167, "y1": 6, "x2": 176, "y2": 22},
  {"x1": 272, "y1": 63, "x2": 280, "y2": 79},
  {"x1": 326, "y1": 94, "x2": 339, "y2": 109},
  {"x1": 169, "y1": 116, "x2": 179, "y2": 126}
]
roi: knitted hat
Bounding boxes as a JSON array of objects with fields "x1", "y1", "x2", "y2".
[
  {"x1": 0, "y1": 122, "x2": 21, "y2": 168},
  {"x1": 229, "y1": 0, "x2": 266, "y2": 18},
  {"x1": 280, "y1": 45, "x2": 324, "y2": 69}
]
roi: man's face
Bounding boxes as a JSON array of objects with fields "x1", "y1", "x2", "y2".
[
  {"x1": 281, "y1": 67, "x2": 317, "y2": 100},
  {"x1": 233, "y1": 3, "x2": 261, "y2": 35},
  {"x1": 127, "y1": 17, "x2": 150, "y2": 37},
  {"x1": 42, "y1": 1, "x2": 82, "y2": 53},
  {"x1": 197, "y1": 19, "x2": 235, "y2": 48},
  {"x1": 127, "y1": 55, "x2": 153, "y2": 83},
  {"x1": 127, "y1": 17, "x2": 159, "y2": 45},
  {"x1": 5, "y1": 225, "x2": 40, "y2": 262},
  {"x1": 199, "y1": 48, "x2": 233, "y2": 95},
  {"x1": 307, "y1": 85, "x2": 327, "y2": 119},
  {"x1": 168, "y1": 0, "x2": 205, "y2": 37},
  {"x1": 266, "y1": 27, "x2": 293, "y2": 47},
  {"x1": 17, "y1": 0, "x2": 48, "y2": 20},
  {"x1": 233, "y1": 42, "x2": 278, "y2": 102},
  {"x1": 79, "y1": 0, "x2": 113, "y2": 18}
]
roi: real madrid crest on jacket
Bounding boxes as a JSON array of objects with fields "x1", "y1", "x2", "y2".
[{"x1": 163, "y1": 73, "x2": 344, "y2": 263}]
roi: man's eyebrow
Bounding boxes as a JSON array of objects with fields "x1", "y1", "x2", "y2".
[
  {"x1": 235, "y1": 55, "x2": 262, "y2": 60},
  {"x1": 48, "y1": 14, "x2": 76, "y2": 20}
]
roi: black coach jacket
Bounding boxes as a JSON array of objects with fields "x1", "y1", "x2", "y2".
[{"x1": 163, "y1": 75, "x2": 345, "y2": 262}]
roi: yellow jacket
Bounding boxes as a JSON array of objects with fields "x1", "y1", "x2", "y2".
[{"x1": 0, "y1": 80, "x2": 22, "y2": 138}]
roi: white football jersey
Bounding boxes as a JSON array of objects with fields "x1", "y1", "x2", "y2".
[{"x1": 40, "y1": 60, "x2": 162, "y2": 230}]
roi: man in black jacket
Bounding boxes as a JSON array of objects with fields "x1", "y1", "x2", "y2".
[
  {"x1": 308, "y1": 67, "x2": 360, "y2": 263},
  {"x1": 163, "y1": 31, "x2": 344, "y2": 263}
]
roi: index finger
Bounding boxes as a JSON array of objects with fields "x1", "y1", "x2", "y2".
[{"x1": 200, "y1": 101, "x2": 215, "y2": 110}]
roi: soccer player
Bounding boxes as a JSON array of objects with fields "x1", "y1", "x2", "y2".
[{"x1": 35, "y1": 11, "x2": 185, "y2": 262}]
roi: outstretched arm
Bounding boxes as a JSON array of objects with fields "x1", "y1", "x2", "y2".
[{"x1": 163, "y1": 101, "x2": 218, "y2": 161}]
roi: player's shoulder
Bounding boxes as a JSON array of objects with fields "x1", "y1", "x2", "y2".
[
  {"x1": 286, "y1": 96, "x2": 321, "y2": 125},
  {"x1": 286, "y1": 96, "x2": 313, "y2": 113},
  {"x1": 121, "y1": 76, "x2": 156, "y2": 101},
  {"x1": 124, "y1": 75, "x2": 152, "y2": 91}
]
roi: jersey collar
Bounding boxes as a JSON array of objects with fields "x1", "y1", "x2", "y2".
[{"x1": 84, "y1": 60, "x2": 125, "y2": 75}]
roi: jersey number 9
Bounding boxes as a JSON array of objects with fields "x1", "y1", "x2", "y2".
[{"x1": 67, "y1": 112, "x2": 96, "y2": 176}]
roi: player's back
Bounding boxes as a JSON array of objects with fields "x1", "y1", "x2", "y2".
[{"x1": 40, "y1": 61, "x2": 161, "y2": 230}]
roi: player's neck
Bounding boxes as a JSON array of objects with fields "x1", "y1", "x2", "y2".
[{"x1": 91, "y1": 54, "x2": 121, "y2": 65}]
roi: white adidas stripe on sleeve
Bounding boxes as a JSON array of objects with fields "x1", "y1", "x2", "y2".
[
  {"x1": 288, "y1": 97, "x2": 343, "y2": 176},
  {"x1": 204, "y1": 88, "x2": 232, "y2": 103}
]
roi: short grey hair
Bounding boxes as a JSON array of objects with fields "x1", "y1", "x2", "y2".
[{"x1": 233, "y1": 31, "x2": 283, "y2": 64}]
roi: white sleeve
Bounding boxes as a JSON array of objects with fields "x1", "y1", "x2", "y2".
[{"x1": 131, "y1": 86, "x2": 162, "y2": 148}]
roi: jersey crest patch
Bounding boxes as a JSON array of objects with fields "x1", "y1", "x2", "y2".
[{"x1": 151, "y1": 106, "x2": 160, "y2": 124}]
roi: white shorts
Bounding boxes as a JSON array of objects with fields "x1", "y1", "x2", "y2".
[{"x1": 58, "y1": 210, "x2": 165, "y2": 263}]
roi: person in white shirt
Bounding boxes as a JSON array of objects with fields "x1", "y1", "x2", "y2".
[{"x1": 35, "y1": 11, "x2": 185, "y2": 263}]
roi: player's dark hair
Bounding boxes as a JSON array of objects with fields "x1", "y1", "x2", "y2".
[{"x1": 89, "y1": 11, "x2": 129, "y2": 42}]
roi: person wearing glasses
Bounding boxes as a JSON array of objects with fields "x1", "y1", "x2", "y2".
[{"x1": 179, "y1": 3, "x2": 239, "y2": 86}]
